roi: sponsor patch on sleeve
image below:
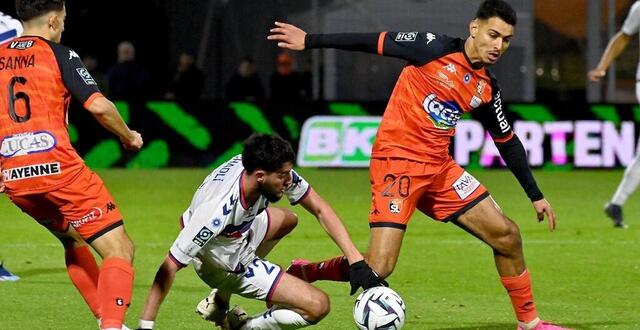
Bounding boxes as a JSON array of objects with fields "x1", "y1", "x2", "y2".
[
  {"x1": 192, "y1": 226, "x2": 214, "y2": 247},
  {"x1": 76, "y1": 68, "x2": 97, "y2": 85},
  {"x1": 452, "y1": 171, "x2": 480, "y2": 200},
  {"x1": 395, "y1": 32, "x2": 418, "y2": 42}
]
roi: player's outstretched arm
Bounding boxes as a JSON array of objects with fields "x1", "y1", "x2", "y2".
[
  {"x1": 86, "y1": 96, "x2": 143, "y2": 151},
  {"x1": 137, "y1": 256, "x2": 182, "y2": 329},
  {"x1": 267, "y1": 21, "x2": 307, "y2": 50},
  {"x1": 588, "y1": 31, "x2": 632, "y2": 82},
  {"x1": 299, "y1": 188, "x2": 388, "y2": 294}
]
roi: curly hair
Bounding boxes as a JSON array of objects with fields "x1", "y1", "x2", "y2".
[{"x1": 242, "y1": 133, "x2": 295, "y2": 174}]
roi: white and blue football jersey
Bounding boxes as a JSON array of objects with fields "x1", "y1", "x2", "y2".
[{"x1": 169, "y1": 155, "x2": 310, "y2": 272}]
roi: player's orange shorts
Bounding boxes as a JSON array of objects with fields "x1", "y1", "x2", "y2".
[
  {"x1": 369, "y1": 157, "x2": 489, "y2": 229},
  {"x1": 8, "y1": 166, "x2": 124, "y2": 243}
]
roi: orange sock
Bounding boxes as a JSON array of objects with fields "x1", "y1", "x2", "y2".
[
  {"x1": 500, "y1": 269, "x2": 538, "y2": 323},
  {"x1": 98, "y1": 257, "x2": 134, "y2": 329},
  {"x1": 65, "y1": 245, "x2": 101, "y2": 318}
]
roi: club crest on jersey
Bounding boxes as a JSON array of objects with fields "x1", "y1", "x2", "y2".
[
  {"x1": 211, "y1": 218, "x2": 222, "y2": 227},
  {"x1": 8, "y1": 40, "x2": 34, "y2": 50},
  {"x1": 389, "y1": 199, "x2": 403, "y2": 214},
  {"x1": 395, "y1": 32, "x2": 417, "y2": 42},
  {"x1": 76, "y1": 68, "x2": 97, "y2": 85},
  {"x1": 422, "y1": 94, "x2": 463, "y2": 130},
  {"x1": 1, "y1": 131, "x2": 57, "y2": 158},
  {"x1": 464, "y1": 73, "x2": 471, "y2": 84}
]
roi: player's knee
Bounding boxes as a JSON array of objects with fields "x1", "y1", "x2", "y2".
[
  {"x1": 494, "y1": 219, "x2": 522, "y2": 254},
  {"x1": 305, "y1": 290, "x2": 330, "y2": 321},
  {"x1": 369, "y1": 259, "x2": 395, "y2": 279},
  {"x1": 284, "y1": 210, "x2": 299, "y2": 233}
]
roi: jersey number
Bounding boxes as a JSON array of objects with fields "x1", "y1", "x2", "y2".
[{"x1": 7, "y1": 76, "x2": 31, "y2": 123}]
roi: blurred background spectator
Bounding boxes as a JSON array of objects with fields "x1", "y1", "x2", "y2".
[
  {"x1": 165, "y1": 50, "x2": 205, "y2": 102},
  {"x1": 107, "y1": 41, "x2": 151, "y2": 101},
  {"x1": 270, "y1": 52, "x2": 311, "y2": 102},
  {"x1": 225, "y1": 57, "x2": 265, "y2": 101}
]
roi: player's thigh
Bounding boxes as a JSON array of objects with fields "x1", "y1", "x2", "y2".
[
  {"x1": 367, "y1": 227, "x2": 405, "y2": 278},
  {"x1": 47, "y1": 169, "x2": 126, "y2": 244},
  {"x1": 269, "y1": 272, "x2": 329, "y2": 317},
  {"x1": 453, "y1": 196, "x2": 519, "y2": 245},
  {"x1": 262, "y1": 206, "x2": 298, "y2": 241}
]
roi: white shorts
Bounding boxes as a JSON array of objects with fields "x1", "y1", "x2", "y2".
[
  {"x1": 194, "y1": 256, "x2": 284, "y2": 301},
  {"x1": 192, "y1": 210, "x2": 283, "y2": 301}
]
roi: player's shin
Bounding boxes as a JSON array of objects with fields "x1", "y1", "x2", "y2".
[
  {"x1": 97, "y1": 257, "x2": 134, "y2": 329},
  {"x1": 65, "y1": 245, "x2": 101, "y2": 318},
  {"x1": 500, "y1": 269, "x2": 538, "y2": 324},
  {"x1": 286, "y1": 255, "x2": 349, "y2": 283}
]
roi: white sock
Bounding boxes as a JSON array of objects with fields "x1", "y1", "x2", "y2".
[
  {"x1": 517, "y1": 317, "x2": 540, "y2": 330},
  {"x1": 611, "y1": 153, "x2": 640, "y2": 205},
  {"x1": 242, "y1": 309, "x2": 312, "y2": 330}
]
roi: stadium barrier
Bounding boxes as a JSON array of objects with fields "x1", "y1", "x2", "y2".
[{"x1": 67, "y1": 100, "x2": 640, "y2": 169}]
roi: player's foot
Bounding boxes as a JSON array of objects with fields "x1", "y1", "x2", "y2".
[
  {"x1": 604, "y1": 203, "x2": 628, "y2": 228},
  {"x1": 0, "y1": 262, "x2": 19, "y2": 282},
  {"x1": 517, "y1": 320, "x2": 572, "y2": 330},
  {"x1": 226, "y1": 305, "x2": 249, "y2": 330},
  {"x1": 285, "y1": 259, "x2": 316, "y2": 282},
  {"x1": 196, "y1": 289, "x2": 230, "y2": 327}
]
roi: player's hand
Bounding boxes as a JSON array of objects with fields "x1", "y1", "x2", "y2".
[
  {"x1": 0, "y1": 165, "x2": 5, "y2": 193},
  {"x1": 121, "y1": 130, "x2": 143, "y2": 151},
  {"x1": 532, "y1": 198, "x2": 556, "y2": 231},
  {"x1": 349, "y1": 260, "x2": 388, "y2": 295},
  {"x1": 267, "y1": 21, "x2": 307, "y2": 51},
  {"x1": 588, "y1": 68, "x2": 606, "y2": 82}
]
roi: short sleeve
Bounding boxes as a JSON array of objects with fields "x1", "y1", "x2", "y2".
[
  {"x1": 622, "y1": 2, "x2": 640, "y2": 35},
  {"x1": 48, "y1": 42, "x2": 101, "y2": 105},
  {"x1": 286, "y1": 169, "x2": 311, "y2": 205}
]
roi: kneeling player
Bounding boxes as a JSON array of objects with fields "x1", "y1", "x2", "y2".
[{"x1": 137, "y1": 134, "x2": 385, "y2": 329}]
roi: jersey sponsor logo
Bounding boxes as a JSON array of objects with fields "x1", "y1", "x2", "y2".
[
  {"x1": 425, "y1": 32, "x2": 436, "y2": 45},
  {"x1": 8, "y1": 40, "x2": 34, "y2": 50},
  {"x1": 192, "y1": 226, "x2": 214, "y2": 247},
  {"x1": 69, "y1": 50, "x2": 80, "y2": 60},
  {"x1": 436, "y1": 71, "x2": 455, "y2": 89},
  {"x1": 395, "y1": 32, "x2": 418, "y2": 42},
  {"x1": 469, "y1": 95, "x2": 482, "y2": 109},
  {"x1": 0, "y1": 54, "x2": 35, "y2": 70},
  {"x1": 452, "y1": 171, "x2": 480, "y2": 200},
  {"x1": 76, "y1": 68, "x2": 97, "y2": 85},
  {"x1": 389, "y1": 198, "x2": 403, "y2": 214},
  {"x1": 70, "y1": 207, "x2": 103, "y2": 227},
  {"x1": 2, "y1": 162, "x2": 61, "y2": 182},
  {"x1": 443, "y1": 63, "x2": 457, "y2": 74},
  {"x1": 423, "y1": 94, "x2": 463, "y2": 129},
  {"x1": 493, "y1": 91, "x2": 510, "y2": 133},
  {"x1": 1, "y1": 131, "x2": 57, "y2": 158}
]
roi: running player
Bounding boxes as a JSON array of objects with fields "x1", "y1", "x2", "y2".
[
  {"x1": 1, "y1": 1, "x2": 142, "y2": 329},
  {"x1": 137, "y1": 134, "x2": 384, "y2": 330},
  {"x1": 588, "y1": 0, "x2": 640, "y2": 229},
  {"x1": 268, "y1": 1, "x2": 568, "y2": 329}
]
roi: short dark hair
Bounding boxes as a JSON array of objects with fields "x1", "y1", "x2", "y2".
[
  {"x1": 476, "y1": 0, "x2": 517, "y2": 26},
  {"x1": 242, "y1": 133, "x2": 295, "y2": 173},
  {"x1": 15, "y1": 0, "x2": 65, "y2": 22}
]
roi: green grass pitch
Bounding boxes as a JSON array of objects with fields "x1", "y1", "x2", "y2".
[{"x1": 1, "y1": 169, "x2": 638, "y2": 329}]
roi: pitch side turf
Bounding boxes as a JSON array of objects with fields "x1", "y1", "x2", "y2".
[{"x1": 0, "y1": 169, "x2": 638, "y2": 329}]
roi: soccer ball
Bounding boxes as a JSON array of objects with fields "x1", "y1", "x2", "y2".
[{"x1": 353, "y1": 286, "x2": 405, "y2": 329}]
